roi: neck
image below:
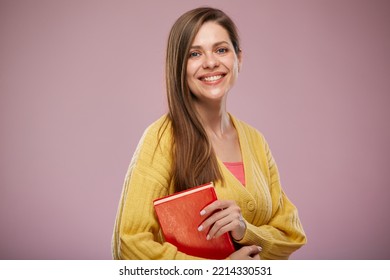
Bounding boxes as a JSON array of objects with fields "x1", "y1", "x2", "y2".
[{"x1": 194, "y1": 99, "x2": 231, "y2": 138}]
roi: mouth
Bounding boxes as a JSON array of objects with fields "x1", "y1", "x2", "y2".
[{"x1": 199, "y1": 73, "x2": 226, "y2": 83}]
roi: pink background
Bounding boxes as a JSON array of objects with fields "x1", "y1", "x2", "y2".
[{"x1": 1, "y1": 0, "x2": 389, "y2": 259}]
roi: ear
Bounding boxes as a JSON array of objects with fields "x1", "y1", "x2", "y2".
[{"x1": 237, "y1": 49, "x2": 243, "y2": 72}]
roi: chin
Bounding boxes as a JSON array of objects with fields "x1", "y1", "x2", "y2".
[
  {"x1": 190, "y1": 84, "x2": 230, "y2": 102},
  {"x1": 200, "y1": 92, "x2": 227, "y2": 102}
]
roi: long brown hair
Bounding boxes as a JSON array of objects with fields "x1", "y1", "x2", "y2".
[{"x1": 164, "y1": 7, "x2": 241, "y2": 192}]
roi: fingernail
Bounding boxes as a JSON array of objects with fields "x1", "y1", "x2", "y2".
[
  {"x1": 197, "y1": 225, "x2": 203, "y2": 231},
  {"x1": 257, "y1": 246, "x2": 262, "y2": 252},
  {"x1": 200, "y1": 210, "x2": 206, "y2": 216},
  {"x1": 206, "y1": 234, "x2": 211, "y2": 240}
]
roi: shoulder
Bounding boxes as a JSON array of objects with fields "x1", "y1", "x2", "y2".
[
  {"x1": 131, "y1": 115, "x2": 173, "y2": 166},
  {"x1": 230, "y1": 114, "x2": 266, "y2": 145},
  {"x1": 144, "y1": 114, "x2": 171, "y2": 136},
  {"x1": 140, "y1": 114, "x2": 173, "y2": 147}
]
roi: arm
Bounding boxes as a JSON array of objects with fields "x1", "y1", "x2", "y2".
[
  {"x1": 112, "y1": 119, "x2": 203, "y2": 260},
  {"x1": 198, "y1": 133, "x2": 306, "y2": 260},
  {"x1": 236, "y1": 136, "x2": 307, "y2": 259}
]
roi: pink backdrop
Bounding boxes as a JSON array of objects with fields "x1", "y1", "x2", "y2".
[{"x1": 1, "y1": 0, "x2": 389, "y2": 259}]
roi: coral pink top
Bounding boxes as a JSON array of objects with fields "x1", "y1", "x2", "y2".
[{"x1": 223, "y1": 162, "x2": 245, "y2": 186}]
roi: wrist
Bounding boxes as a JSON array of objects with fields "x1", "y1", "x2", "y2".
[{"x1": 232, "y1": 220, "x2": 247, "y2": 241}]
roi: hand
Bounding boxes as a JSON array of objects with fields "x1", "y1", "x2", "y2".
[
  {"x1": 198, "y1": 200, "x2": 246, "y2": 241},
  {"x1": 228, "y1": 245, "x2": 262, "y2": 260}
]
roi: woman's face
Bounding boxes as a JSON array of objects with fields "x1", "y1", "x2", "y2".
[{"x1": 186, "y1": 21, "x2": 242, "y2": 104}]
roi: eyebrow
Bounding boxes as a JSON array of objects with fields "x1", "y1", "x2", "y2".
[{"x1": 189, "y1": 41, "x2": 230, "y2": 50}]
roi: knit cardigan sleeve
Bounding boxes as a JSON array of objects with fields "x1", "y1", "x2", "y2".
[
  {"x1": 112, "y1": 117, "x2": 203, "y2": 260},
  {"x1": 234, "y1": 124, "x2": 307, "y2": 259}
]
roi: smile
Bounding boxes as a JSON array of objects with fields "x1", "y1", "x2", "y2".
[
  {"x1": 199, "y1": 74, "x2": 226, "y2": 83},
  {"x1": 202, "y1": 75, "x2": 223, "y2": 82}
]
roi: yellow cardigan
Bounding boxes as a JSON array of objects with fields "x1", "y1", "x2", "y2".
[{"x1": 112, "y1": 114, "x2": 307, "y2": 259}]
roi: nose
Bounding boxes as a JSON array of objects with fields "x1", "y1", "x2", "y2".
[{"x1": 202, "y1": 52, "x2": 219, "y2": 69}]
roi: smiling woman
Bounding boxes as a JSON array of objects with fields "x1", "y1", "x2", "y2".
[
  {"x1": 112, "y1": 7, "x2": 307, "y2": 260},
  {"x1": 187, "y1": 22, "x2": 241, "y2": 104}
]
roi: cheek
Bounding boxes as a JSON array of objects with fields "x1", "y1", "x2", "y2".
[
  {"x1": 186, "y1": 61, "x2": 198, "y2": 78},
  {"x1": 222, "y1": 55, "x2": 238, "y2": 72},
  {"x1": 227, "y1": 59, "x2": 239, "y2": 80},
  {"x1": 186, "y1": 65, "x2": 197, "y2": 92}
]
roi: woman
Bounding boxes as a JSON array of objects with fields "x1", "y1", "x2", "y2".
[{"x1": 112, "y1": 7, "x2": 306, "y2": 260}]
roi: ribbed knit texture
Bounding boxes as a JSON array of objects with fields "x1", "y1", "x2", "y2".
[{"x1": 112, "y1": 114, "x2": 307, "y2": 259}]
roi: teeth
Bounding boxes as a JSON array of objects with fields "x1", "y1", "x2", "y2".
[{"x1": 202, "y1": 75, "x2": 223, "y2": 82}]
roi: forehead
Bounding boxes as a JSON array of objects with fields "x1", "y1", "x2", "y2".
[{"x1": 191, "y1": 21, "x2": 231, "y2": 46}]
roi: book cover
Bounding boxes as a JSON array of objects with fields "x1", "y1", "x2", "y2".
[{"x1": 153, "y1": 182, "x2": 235, "y2": 259}]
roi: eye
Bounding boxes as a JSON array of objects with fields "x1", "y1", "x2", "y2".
[
  {"x1": 189, "y1": 51, "x2": 201, "y2": 58},
  {"x1": 216, "y1": 48, "x2": 229, "y2": 54}
]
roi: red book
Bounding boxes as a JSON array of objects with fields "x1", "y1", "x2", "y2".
[{"x1": 153, "y1": 182, "x2": 235, "y2": 259}]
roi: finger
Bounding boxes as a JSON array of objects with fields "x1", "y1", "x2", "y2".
[
  {"x1": 211, "y1": 213, "x2": 246, "y2": 240},
  {"x1": 209, "y1": 212, "x2": 244, "y2": 238},
  {"x1": 200, "y1": 200, "x2": 234, "y2": 217},
  {"x1": 207, "y1": 216, "x2": 235, "y2": 239},
  {"x1": 199, "y1": 200, "x2": 241, "y2": 231},
  {"x1": 198, "y1": 208, "x2": 230, "y2": 232},
  {"x1": 248, "y1": 245, "x2": 262, "y2": 256}
]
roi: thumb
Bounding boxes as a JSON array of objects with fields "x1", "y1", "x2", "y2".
[{"x1": 248, "y1": 245, "x2": 262, "y2": 255}]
